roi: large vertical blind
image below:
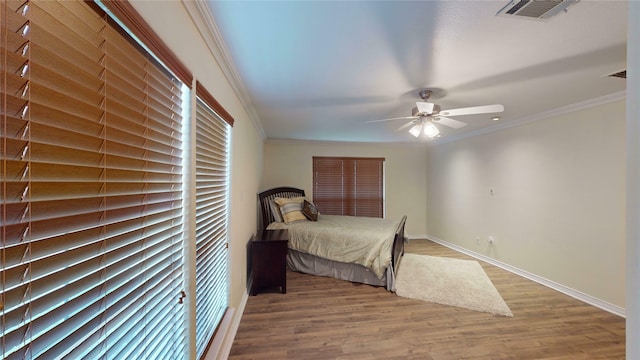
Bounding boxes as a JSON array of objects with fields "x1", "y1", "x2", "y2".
[
  {"x1": 1, "y1": 1, "x2": 185, "y2": 358},
  {"x1": 194, "y1": 94, "x2": 230, "y2": 358},
  {"x1": 312, "y1": 157, "x2": 384, "y2": 218}
]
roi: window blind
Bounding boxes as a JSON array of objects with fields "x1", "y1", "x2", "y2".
[
  {"x1": 312, "y1": 157, "x2": 384, "y2": 218},
  {"x1": 99, "y1": 0, "x2": 192, "y2": 88},
  {"x1": 1, "y1": 1, "x2": 185, "y2": 358},
  {"x1": 194, "y1": 94, "x2": 230, "y2": 359}
]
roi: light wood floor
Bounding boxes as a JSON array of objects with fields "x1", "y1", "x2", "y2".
[{"x1": 230, "y1": 239, "x2": 625, "y2": 359}]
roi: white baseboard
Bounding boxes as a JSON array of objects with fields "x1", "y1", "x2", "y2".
[
  {"x1": 425, "y1": 235, "x2": 626, "y2": 318},
  {"x1": 217, "y1": 291, "x2": 249, "y2": 359},
  {"x1": 408, "y1": 234, "x2": 428, "y2": 241}
]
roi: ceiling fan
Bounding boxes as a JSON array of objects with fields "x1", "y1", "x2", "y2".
[{"x1": 369, "y1": 90, "x2": 504, "y2": 139}]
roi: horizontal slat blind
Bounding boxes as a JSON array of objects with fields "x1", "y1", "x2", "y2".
[
  {"x1": 194, "y1": 96, "x2": 230, "y2": 359},
  {"x1": 312, "y1": 157, "x2": 384, "y2": 218},
  {"x1": 312, "y1": 157, "x2": 348, "y2": 215},
  {"x1": 1, "y1": 1, "x2": 185, "y2": 359},
  {"x1": 353, "y1": 158, "x2": 384, "y2": 217}
]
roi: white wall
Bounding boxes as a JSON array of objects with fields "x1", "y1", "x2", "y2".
[
  {"x1": 427, "y1": 99, "x2": 626, "y2": 308},
  {"x1": 263, "y1": 140, "x2": 428, "y2": 236}
]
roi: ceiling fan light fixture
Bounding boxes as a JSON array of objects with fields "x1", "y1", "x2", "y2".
[
  {"x1": 423, "y1": 122, "x2": 440, "y2": 138},
  {"x1": 415, "y1": 102, "x2": 435, "y2": 114},
  {"x1": 369, "y1": 89, "x2": 505, "y2": 140},
  {"x1": 409, "y1": 123, "x2": 423, "y2": 137}
]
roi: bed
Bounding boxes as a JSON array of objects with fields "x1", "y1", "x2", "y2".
[{"x1": 258, "y1": 187, "x2": 406, "y2": 291}]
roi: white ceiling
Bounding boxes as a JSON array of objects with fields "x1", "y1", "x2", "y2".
[{"x1": 204, "y1": 0, "x2": 627, "y2": 144}]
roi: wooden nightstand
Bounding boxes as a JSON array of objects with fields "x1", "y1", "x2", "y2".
[{"x1": 250, "y1": 229, "x2": 288, "y2": 296}]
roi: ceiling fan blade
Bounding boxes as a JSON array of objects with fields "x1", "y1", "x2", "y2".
[
  {"x1": 393, "y1": 120, "x2": 418, "y2": 132},
  {"x1": 433, "y1": 116, "x2": 467, "y2": 129},
  {"x1": 366, "y1": 116, "x2": 418, "y2": 123},
  {"x1": 439, "y1": 104, "x2": 504, "y2": 117}
]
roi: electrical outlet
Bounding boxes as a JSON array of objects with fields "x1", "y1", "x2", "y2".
[{"x1": 476, "y1": 237, "x2": 480, "y2": 245}]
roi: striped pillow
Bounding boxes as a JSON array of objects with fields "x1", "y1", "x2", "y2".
[
  {"x1": 269, "y1": 199, "x2": 284, "y2": 223},
  {"x1": 274, "y1": 197, "x2": 307, "y2": 224}
]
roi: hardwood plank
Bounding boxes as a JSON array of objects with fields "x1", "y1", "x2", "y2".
[{"x1": 230, "y1": 240, "x2": 625, "y2": 359}]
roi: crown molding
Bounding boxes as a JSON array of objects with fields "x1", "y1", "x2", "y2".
[
  {"x1": 181, "y1": 0, "x2": 266, "y2": 139},
  {"x1": 431, "y1": 91, "x2": 627, "y2": 146},
  {"x1": 265, "y1": 138, "x2": 428, "y2": 148}
]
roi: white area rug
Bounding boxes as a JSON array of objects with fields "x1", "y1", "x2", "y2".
[{"x1": 395, "y1": 253, "x2": 513, "y2": 317}]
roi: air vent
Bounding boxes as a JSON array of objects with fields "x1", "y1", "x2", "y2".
[
  {"x1": 497, "y1": 0, "x2": 579, "y2": 20},
  {"x1": 608, "y1": 70, "x2": 626, "y2": 79}
]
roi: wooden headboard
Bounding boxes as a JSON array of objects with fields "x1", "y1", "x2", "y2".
[{"x1": 257, "y1": 187, "x2": 305, "y2": 230}]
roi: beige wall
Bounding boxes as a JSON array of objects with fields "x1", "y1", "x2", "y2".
[
  {"x1": 263, "y1": 140, "x2": 428, "y2": 236},
  {"x1": 427, "y1": 99, "x2": 626, "y2": 307},
  {"x1": 627, "y1": 3, "x2": 640, "y2": 355}
]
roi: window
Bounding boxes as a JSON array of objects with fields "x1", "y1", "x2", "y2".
[
  {"x1": 194, "y1": 91, "x2": 231, "y2": 358},
  {"x1": 0, "y1": 1, "x2": 217, "y2": 358},
  {"x1": 312, "y1": 157, "x2": 385, "y2": 218},
  {"x1": 1, "y1": 1, "x2": 186, "y2": 357}
]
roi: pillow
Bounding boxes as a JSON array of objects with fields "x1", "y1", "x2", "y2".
[
  {"x1": 274, "y1": 197, "x2": 307, "y2": 224},
  {"x1": 302, "y1": 199, "x2": 318, "y2": 221},
  {"x1": 269, "y1": 199, "x2": 284, "y2": 223}
]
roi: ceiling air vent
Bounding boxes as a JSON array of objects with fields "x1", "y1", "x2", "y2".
[
  {"x1": 497, "y1": 0, "x2": 579, "y2": 20},
  {"x1": 608, "y1": 70, "x2": 626, "y2": 79}
]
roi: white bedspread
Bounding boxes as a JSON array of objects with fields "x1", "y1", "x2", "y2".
[{"x1": 266, "y1": 214, "x2": 399, "y2": 278}]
